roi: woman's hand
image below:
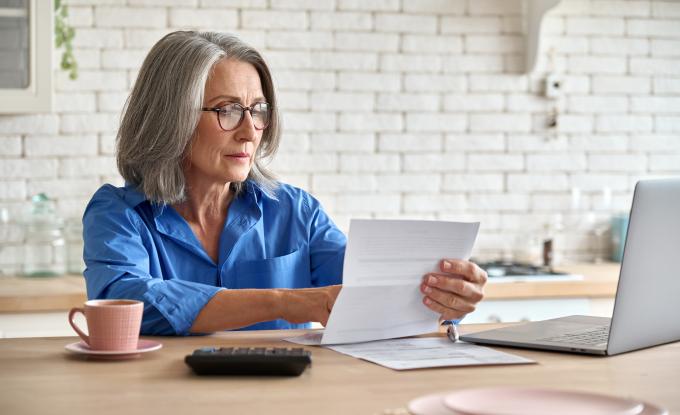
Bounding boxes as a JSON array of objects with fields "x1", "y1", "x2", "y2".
[
  {"x1": 420, "y1": 259, "x2": 487, "y2": 321},
  {"x1": 279, "y1": 285, "x2": 342, "y2": 326}
]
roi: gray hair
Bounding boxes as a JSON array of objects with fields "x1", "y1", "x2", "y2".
[{"x1": 116, "y1": 31, "x2": 281, "y2": 204}]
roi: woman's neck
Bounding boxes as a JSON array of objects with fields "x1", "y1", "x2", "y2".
[{"x1": 173, "y1": 179, "x2": 233, "y2": 227}]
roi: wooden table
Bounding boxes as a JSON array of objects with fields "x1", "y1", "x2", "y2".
[{"x1": 0, "y1": 324, "x2": 678, "y2": 415}]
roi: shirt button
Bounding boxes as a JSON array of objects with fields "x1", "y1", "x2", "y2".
[{"x1": 155, "y1": 295, "x2": 165, "y2": 302}]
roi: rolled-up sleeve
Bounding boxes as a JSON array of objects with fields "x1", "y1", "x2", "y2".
[
  {"x1": 305, "y1": 194, "x2": 346, "y2": 287},
  {"x1": 82, "y1": 187, "x2": 223, "y2": 336}
]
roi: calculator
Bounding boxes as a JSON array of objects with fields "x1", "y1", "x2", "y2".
[{"x1": 184, "y1": 347, "x2": 312, "y2": 376}]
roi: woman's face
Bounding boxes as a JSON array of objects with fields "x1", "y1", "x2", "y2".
[{"x1": 187, "y1": 58, "x2": 265, "y2": 187}]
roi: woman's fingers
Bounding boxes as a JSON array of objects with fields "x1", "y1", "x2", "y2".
[
  {"x1": 421, "y1": 273, "x2": 484, "y2": 303},
  {"x1": 439, "y1": 259, "x2": 488, "y2": 285}
]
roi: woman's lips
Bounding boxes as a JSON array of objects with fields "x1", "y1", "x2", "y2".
[{"x1": 224, "y1": 153, "x2": 250, "y2": 162}]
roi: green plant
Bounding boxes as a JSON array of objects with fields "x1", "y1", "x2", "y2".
[{"x1": 54, "y1": 0, "x2": 77, "y2": 80}]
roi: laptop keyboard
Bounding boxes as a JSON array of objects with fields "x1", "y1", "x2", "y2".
[{"x1": 538, "y1": 325, "x2": 610, "y2": 346}]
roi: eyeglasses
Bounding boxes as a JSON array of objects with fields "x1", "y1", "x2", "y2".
[{"x1": 201, "y1": 102, "x2": 271, "y2": 132}]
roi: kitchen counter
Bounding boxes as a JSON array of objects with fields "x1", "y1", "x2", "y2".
[{"x1": 0, "y1": 263, "x2": 620, "y2": 313}]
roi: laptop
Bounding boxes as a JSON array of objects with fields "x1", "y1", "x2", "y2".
[{"x1": 461, "y1": 178, "x2": 680, "y2": 356}]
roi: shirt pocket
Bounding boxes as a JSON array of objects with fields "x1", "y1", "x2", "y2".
[{"x1": 233, "y1": 248, "x2": 311, "y2": 289}]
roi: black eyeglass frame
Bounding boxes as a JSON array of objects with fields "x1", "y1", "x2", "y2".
[{"x1": 201, "y1": 102, "x2": 272, "y2": 132}]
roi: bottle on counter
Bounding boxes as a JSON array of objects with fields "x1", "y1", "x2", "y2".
[
  {"x1": 22, "y1": 193, "x2": 66, "y2": 277},
  {"x1": 65, "y1": 217, "x2": 85, "y2": 274}
]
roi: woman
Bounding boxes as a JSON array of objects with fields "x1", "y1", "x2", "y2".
[{"x1": 82, "y1": 31, "x2": 487, "y2": 336}]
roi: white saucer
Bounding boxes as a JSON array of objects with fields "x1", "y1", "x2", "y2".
[
  {"x1": 407, "y1": 388, "x2": 668, "y2": 415},
  {"x1": 65, "y1": 339, "x2": 162, "y2": 359}
]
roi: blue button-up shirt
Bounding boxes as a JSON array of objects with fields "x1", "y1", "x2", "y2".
[{"x1": 82, "y1": 181, "x2": 346, "y2": 336}]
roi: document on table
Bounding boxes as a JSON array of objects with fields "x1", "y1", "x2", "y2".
[
  {"x1": 326, "y1": 337, "x2": 535, "y2": 371},
  {"x1": 291, "y1": 219, "x2": 479, "y2": 345}
]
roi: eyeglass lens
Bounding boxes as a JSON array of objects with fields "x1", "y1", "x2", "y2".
[{"x1": 219, "y1": 102, "x2": 270, "y2": 131}]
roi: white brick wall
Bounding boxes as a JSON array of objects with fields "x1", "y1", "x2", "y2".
[{"x1": 0, "y1": 0, "x2": 679, "y2": 268}]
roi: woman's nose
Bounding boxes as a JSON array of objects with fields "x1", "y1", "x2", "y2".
[{"x1": 236, "y1": 110, "x2": 257, "y2": 141}]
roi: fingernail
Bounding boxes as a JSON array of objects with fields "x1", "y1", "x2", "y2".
[
  {"x1": 424, "y1": 285, "x2": 432, "y2": 293},
  {"x1": 424, "y1": 297, "x2": 431, "y2": 305},
  {"x1": 428, "y1": 276, "x2": 437, "y2": 285},
  {"x1": 443, "y1": 261, "x2": 452, "y2": 270}
]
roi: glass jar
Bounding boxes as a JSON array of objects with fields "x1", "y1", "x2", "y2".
[
  {"x1": 65, "y1": 217, "x2": 85, "y2": 274},
  {"x1": 22, "y1": 193, "x2": 66, "y2": 277}
]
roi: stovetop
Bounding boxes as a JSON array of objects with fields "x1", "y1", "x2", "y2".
[{"x1": 474, "y1": 261, "x2": 583, "y2": 283}]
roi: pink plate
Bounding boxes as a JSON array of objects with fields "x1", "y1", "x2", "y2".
[
  {"x1": 408, "y1": 393, "x2": 454, "y2": 415},
  {"x1": 442, "y1": 387, "x2": 645, "y2": 415},
  {"x1": 65, "y1": 339, "x2": 162, "y2": 360}
]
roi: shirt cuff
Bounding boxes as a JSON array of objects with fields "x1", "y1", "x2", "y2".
[{"x1": 143, "y1": 280, "x2": 224, "y2": 336}]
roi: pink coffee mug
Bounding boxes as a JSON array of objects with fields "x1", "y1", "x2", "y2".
[{"x1": 68, "y1": 299, "x2": 144, "y2": 351}]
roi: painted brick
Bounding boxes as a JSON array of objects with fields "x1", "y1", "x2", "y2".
[
  {"x1": 0, "y1": 159, "x2": 58, "y2": 179},
  {"x1": 60, "y1": 114, "x2": 119, "y2": 134},
  {"x1": 25, "y1": 136, "x2": 98, "y2": 157},
  {"x1": 281, "y1": 112, "x2": 336, "y2": 132},
  {"x1": 406, "y1": 113, "x2": 466, "y2": 132},
  {"x1": 441, "y1": 17, "x2": 502, "y2": 34},
  {"x1": 374, "y1": 13, "x2": 438, "y2": 34},
  {"x1": 0, "y1": 136, "x2": 21, "y2": 156},
  {"x1": 55, "y1": 92, "x2": 97, "y2": 113},
  {"x1": 552, "y1": 115, "x2": 594, "y2": 133},
  {"x1": 242, "y1": 11, "x2": 307, "y2": 29},
  {"x1": 543, "y1": 36, "x2": 588, "y2": 54},
  {"x1": 403, "y1": 0, "x2": 465, "y2": 14},
  {"x1": 596, "y1": 115, "x2": 653, "y2": 133},
  {"x1": 656, "y1": 117, "x2": 680, "y2": 133},
  {"x1": 274, "y1": 71, "x2": 335, "y2": 91},
  {"x1": 336, "y1": 194, "x2": 400, "y2": 213},
  {"x1": 67, "y1": 6, "x2": 94, "y2": 27},
  {"x1": 568, "y1": 56, "x2": 627, "y2": 74},
  {"x1": 312, "y1": 174, "x2": 377, "y2": 193},
  {"x1": 267, "y1": 31, "x2": 333, "y2": 50},
  {"x1": 628, "y1": 19, "x2": 680, "y2": 37},
  {"x1": 443, "y1": 55, "x2": 504, "y2": 73},
  {"x1": 380, "y1": 54, "x2": 442, "y2": 73},
  {"x1": 376, "y1": 174, "x2": 441, "y2": 192},
  {"x1": 124, "y1": 29, "x2": 174, "y2": 48},
  {"x1": 569, "y1": 135, "x2": 629, "y2": 152},
  {"x1": 377, "y1": 93, "x2": 440, "y2": 112},
  {"x1": 562, "y1": 75, "x2": 590, "y2": 94},
  {"x1": 505, "y1": 94, "x2": 551, "y2": 112},
  {"x1": 270, "y1": 0, "x2": 334, "y2": 10},
  {"x1": 339, "y1": 113, "x2": 403, "y2": 132},
  {"x1": 278, "y1": 91, "x2": 309, "y2": 111},
  {"x1": 402, "y1": 35, "x2": 463, "y2": 54},
  {"x1": 0, "y1": 180, "x2": 26, "y2": 200},
  {"x1": 567, "y1": 96, "x2": 628, "y2": 114},
  {"x1": 527, "y1": 154, "x2": 587, "y2": 172},
  {"x1": 101, "y1": 49, "x2": 147, "y2": 69},
  {"x1": 263, "y1": 51, "x2": 311, "y2": 70},
  {"x1": 404, "y1": 74, "x2": 466, "y2": 92},
  {"x1": 199, "y1": 0, "x2": 267, "y2": 8},
  {"x1": 335, "y1": 33, "x2": 400, "y2": 52},
  {"x1": 129, "y1": 0, "x2": 197, "y2": 5},
  {"x1": 309, "y1": 12, "x2": 372, "y2": 31},
  {"x1": 651, "y1": 1, "x2": 680, "y2": 18},
  {"x1": 60, "y1": 157, "x2": 117, "y2": 177},
  {"x1": 465, "y1": 35, "x2": 523, "y2": 53},
  {"x1": 312, "y1": 52, "x2": 378, "y2": 71},
  {"x1": 502, "y1": 16, "x2": 525, "y2": 34},
  {"x1": 654, "y1": 78, "x2": 680, "y2": 94},
  {"x1": 468, "y1": 194, "x2": 530, "y2": 212},
  {"x1": 652, "y1": 40, "x2": 680, "y2": 57},
  {"x1": 629, "y1": 135, "x2": 680, "y2": 152},
  {"x1": 566, "y1": 17, "x2": 625, "y2": 35},
  {"x1": 570, "y1": 174, "x2": 630, "y2": 191},
  {"x1": 56, "y1": 70, "x2": 127, "y2": 92},
  {"x1": 269, "y1": 154, "x2": 338, "y2": 172},
  {"x1": 591, "y1": 1, "x2": 650, "y2": 16},
  {"x1": 632, "y1": 97, "x2": 680, "y2": 114},
  {"x1": 467, "y1": 154, "x2": 524, "y2": 171},
  {"x1": 97, "y1": 92, "x2": 130, "y2": 113},
  {"x1": 507, "y1": 135, "x2": 568, "y2": 152},
  {"x1": 309, "y1": 92, "x2": 374, "y2": 111},
  {"x1": 277, "y1": 133, "x2": 310, "y2": 154},
  {"x1": 378, "y1": 133, "x2": 442, "y2": 153},
  {"x1": 310, "y1": 133, "x2": 375, "y2": 153},
  {"x1": 592, "y1": 75, "x2": 651, "y2": 94},
  {"x1": 0, "y1": 115, "x2": 59, "y2": 135},
  {"x1": 100, "y1": 134, "x2": 117, "y2": 155},
  {"x1": 469, "y1": 0, "x2": 522, "y2": 15},
  {"x1": 468, "y1": 75, "x2": 528, "y2": 92},
  {"x1": 507, "y1": 174, "x2": 569, "y2": 191},
  {"x1": 630, "y1": 58, "x2": 680, "y2": 76},
  {"x1": 94, "y1": 7, "x2": 167, "y2": 28},
  {"x1": 340, "y1": 154, "x2": 400, "y2": 172},
  {"x1": 443, "y1": 174, "x2": 504, "y2": 192},
  {"x1": 446, "y1": 134, "x2": 505, "y2": 151},
  {"x1": 337, "y1": 0, "x2": 399, "y2": 11},
  {"x1": 649, "y1": 155, "x2": 680, "y2": 172},
  {"x1": 403, "y1": 194, "x2": 467, "y2": 213},
  {"x1": 403, "y1": 154, "x2": 465, "y2": 172},
  {"x1": 469, "y1": 114, "x2": 531, "y2": 133},
  {"x1": 338, "y1": 72, "x2": 400, "y2": 92},
  {"x1": 445, "y1": 94, "x2": 504, "y2": 112},
  {"x1": 73, "y1": 28, "x2": 124, "y2": 48},
  {"x1": 278, "y1": 174, "x2": 310, "y2": 191},
  {"x1": 590, "y1": 37, "x2": 649, "y2": 56},
  {"x1": 28, "y1": 178, "x2": 101, "y2": 198},
  {"x1": 588, "y1": 154, "x2": 647, "y2": 172},
  {"x1": 169, "y1": 8, "x2": 238, "y2": 29}
]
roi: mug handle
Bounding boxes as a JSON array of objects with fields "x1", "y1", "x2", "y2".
[{"x1": 68, "y1": 307, "x2": 90, "y2": 345}]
